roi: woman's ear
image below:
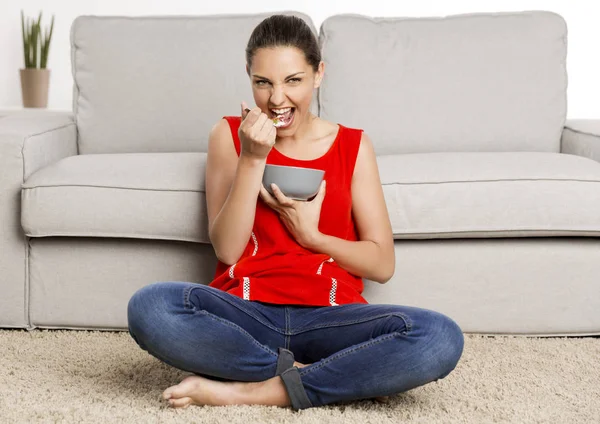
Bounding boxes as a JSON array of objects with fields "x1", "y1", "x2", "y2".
[{"x1": 314, "y1": 61, "x2": 325, "y2": 88}]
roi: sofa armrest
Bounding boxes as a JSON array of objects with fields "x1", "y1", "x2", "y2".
[
  {"x1": 0, "y1": 111, "x2": 78, "y2": 179},
  {"x1": 561, "y1": 119, "x2": 600, "y2": 163},
  {"x1": 0, "y1": 111, "x2": 77, "y2": 328}
]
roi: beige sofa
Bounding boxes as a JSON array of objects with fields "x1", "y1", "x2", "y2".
[{"x1": 1, "y1": 11, "x2": 599, "y2": 336}]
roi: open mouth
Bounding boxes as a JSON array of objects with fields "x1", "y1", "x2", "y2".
[{"x1": 270, "y1": 107, "x2": 295, "y2": 128}]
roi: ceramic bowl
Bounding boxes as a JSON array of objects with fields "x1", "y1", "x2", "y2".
[{"x1": 262, "y1": 164, "x2": 325, "y2": 201}]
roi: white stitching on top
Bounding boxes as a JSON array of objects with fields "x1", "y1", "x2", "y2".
[
  {"x1": 251, "y1": 232, "x2": 258, "y2": 256},
  {"x1": 329, "y1": 278, "x2": 339, "y2": 306},
  {"x1": 317, "y1": 257, "x2": 334, "y2": 275},
  {"x1": 243, "y1": 277, "x2": 250, "y2": 300},
  {"x1": 239, "y1": 232, "x2": 256, "y2": 301}
]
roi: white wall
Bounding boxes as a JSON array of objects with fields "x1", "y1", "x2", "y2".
[{"x1": 1, "y1": 0, "x2": 598, "y2": 117}]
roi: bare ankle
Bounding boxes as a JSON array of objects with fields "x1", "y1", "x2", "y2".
[{"x1": 233, "y1": 377, "x2": 290, "y2": 407}]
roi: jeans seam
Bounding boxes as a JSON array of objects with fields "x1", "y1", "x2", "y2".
[
  {"x1": 183, "y1": 285, "x2": 194, "y2": 310},
  {"x1": 184, "y1": 285, "x2": 286, "y2": 333},
  {"x1": 196, "y1": 309, "x2": 278, "y2": 357},
  {"x1": 291, "y1": 313, "x2": 413, "y2": 335},
  {"x1": 298, "y1": 332, "x2": 403, "y2": 376},
  {"x1": 285, "y1": 307, "x2": 291, "y2": 349}
]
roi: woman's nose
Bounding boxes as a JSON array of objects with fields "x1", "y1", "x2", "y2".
[{"x1": 269, "y1": 85, "x2": 287, "y2": 105}]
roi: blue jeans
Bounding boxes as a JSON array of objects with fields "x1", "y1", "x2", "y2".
[{"x1": 127, "y1": 281, "x2": 464, "y2": 411}]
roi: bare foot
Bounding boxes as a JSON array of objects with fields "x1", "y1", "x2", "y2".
[
  {"x1": 162, "y1": 362, "x2": 313, "y2": 409},
  {"x1": 162, "y1": 375, "x2": 252, "y2": 408}
]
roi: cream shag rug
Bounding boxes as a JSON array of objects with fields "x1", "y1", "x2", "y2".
[{"x1": 1, "y1": 330, "x2": 599, "y2": 423}]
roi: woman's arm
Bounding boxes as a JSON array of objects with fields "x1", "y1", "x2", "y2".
[
  {"x1": 205, "y1": 119, "x2": 266, "y2": 265},
  {"x1": 307, "y1": 132, "x2": 395, "y2": 283}
]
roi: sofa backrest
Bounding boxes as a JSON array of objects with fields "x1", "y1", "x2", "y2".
[
  {"x1": 70, "y1": 12, "x2": 317, "y2": 154},
  {"x1": 318, "y1": 11, "x2": 567, "y2": 155}
]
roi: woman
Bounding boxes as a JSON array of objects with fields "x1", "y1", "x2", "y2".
[{"x1": 127, "y1": 14, "x2": 464, "y2": 411}]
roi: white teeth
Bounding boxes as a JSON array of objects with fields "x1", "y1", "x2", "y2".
[{"x1": 271, "y1": 107, "x2": 292, "y2": 115}]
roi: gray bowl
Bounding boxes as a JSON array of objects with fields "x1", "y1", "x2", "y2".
[{"x1": 263, "y1": 164, "x2": 325, "y2": 201}]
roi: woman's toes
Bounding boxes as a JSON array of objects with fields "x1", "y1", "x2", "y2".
[
  {"x1": 162, "y1": 385, "x2": 177, "y2": 400},
  {"x1": 374, "y1": 396, "x2": 391, "y2": 403},
  {"x1": 168, "y1": 396, "x2": 193, "y2": 408},
  {"x1": 163, "y1": 376, "x2": 197, "y2": 400}
]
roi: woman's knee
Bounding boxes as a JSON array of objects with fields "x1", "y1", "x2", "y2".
[
  {"x1": 425, "y1": 311, "x2": 464, "y2": 379},
  {"x1": 403, "y1": 308, "x2": 464, "y2": 380},
  {"x1": 128, "y1": 282, "x2": 165, "y2": 319},
  {"x1": 127, "y1": 281, "x2": 185, "y2": 337}
]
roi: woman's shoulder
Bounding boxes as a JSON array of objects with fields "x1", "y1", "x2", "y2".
[
  {"x1": 221, "y1": 116, "x2": 242, "y2": 128},
  {"x1": 210, "y1": 117, "x2": 237, "y2": 139},
  {"x1": 315, "y1": 117, "x2": 364, "y2": 138},
  {"x1": 335, "y1": 122, "x2": 365, "y2": 147},
  {"x1": 215, "y1": 116, "x2": 242, "y2": 138},
  {"x1": 208, "y1": 117, "x2": 241, "y2": 155},
  {"x1": 339, "y1": 122, "x2": 364, "y2": 134}
]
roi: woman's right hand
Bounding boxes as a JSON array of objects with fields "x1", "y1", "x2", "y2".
[{"x1": 239, "y1": 101, "x2": 277, "y2": 161}]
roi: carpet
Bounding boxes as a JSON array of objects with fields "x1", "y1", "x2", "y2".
[{"x1": 1, "y1": 329, "x2": 599, "y2": 423}]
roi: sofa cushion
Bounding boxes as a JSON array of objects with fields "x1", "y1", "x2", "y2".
[
  {"x1": 21, "y1": 151, "x2": 600, "y2": 243},
  {"x1": 380, "y1": 152, "x2": 600, "y2": 238},
  {"x1": 71, "y1": 12, "x2": 318, "y2": 155},
  {"x1": 21, "y1": 153, "x2": 211, "y2": 243},
  {"x1": 319, "y1": 11, "x2": 567, "y2": 155}
]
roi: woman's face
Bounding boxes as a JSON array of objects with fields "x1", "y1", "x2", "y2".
[{"x1": 247, "y1": 46, "x2": 323, "y2": 134}]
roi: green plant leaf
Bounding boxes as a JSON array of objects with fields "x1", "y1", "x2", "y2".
[
  {"x1": 21, "y1": 11, "x2": 55, "y2": 69},
  {"x1": 21, "y1": 10, "x2": 29, "y2": 68},
  {"x1": 31, "y1": 21, "x2": 38, "y2": 68},
  {"x1": 27, "y1": 18, "x2": 33, "y2": 68},
  {"x1": 40, "y1": 14, "x2": 54, "y2": 69},
  {"x1": 34, "y1": 12, "x2": 42, "y2": 68}
]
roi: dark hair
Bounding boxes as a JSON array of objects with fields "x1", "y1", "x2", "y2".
[{"x1": 245, "y1": 15, "x2": 321, "y2": 73}]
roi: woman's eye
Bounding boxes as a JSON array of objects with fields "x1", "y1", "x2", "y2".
[{"x1": 255, "y1": 79, "x2": 300, "y2": 86}]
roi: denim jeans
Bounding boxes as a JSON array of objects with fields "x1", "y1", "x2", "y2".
[{"x1": 127, "y1": 281, "x2": 464, "y2": 411}]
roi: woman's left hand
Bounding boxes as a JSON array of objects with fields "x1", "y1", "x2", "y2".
[{"x1": 259, "y1": 180, "x2": 326, "y2": 250}]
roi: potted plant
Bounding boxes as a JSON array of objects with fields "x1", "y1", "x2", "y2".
[{"x1": 20, "y1": 11, "x2": 54, "y2": 108}]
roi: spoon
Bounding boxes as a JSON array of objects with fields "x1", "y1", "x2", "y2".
[{"x1": 244, "y1": 108, "x2": 286, "y2": 127}]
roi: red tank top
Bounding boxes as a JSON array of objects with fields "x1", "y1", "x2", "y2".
[{"x1": 208, "y1": 116, "x2": 368, "y2": 306}]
